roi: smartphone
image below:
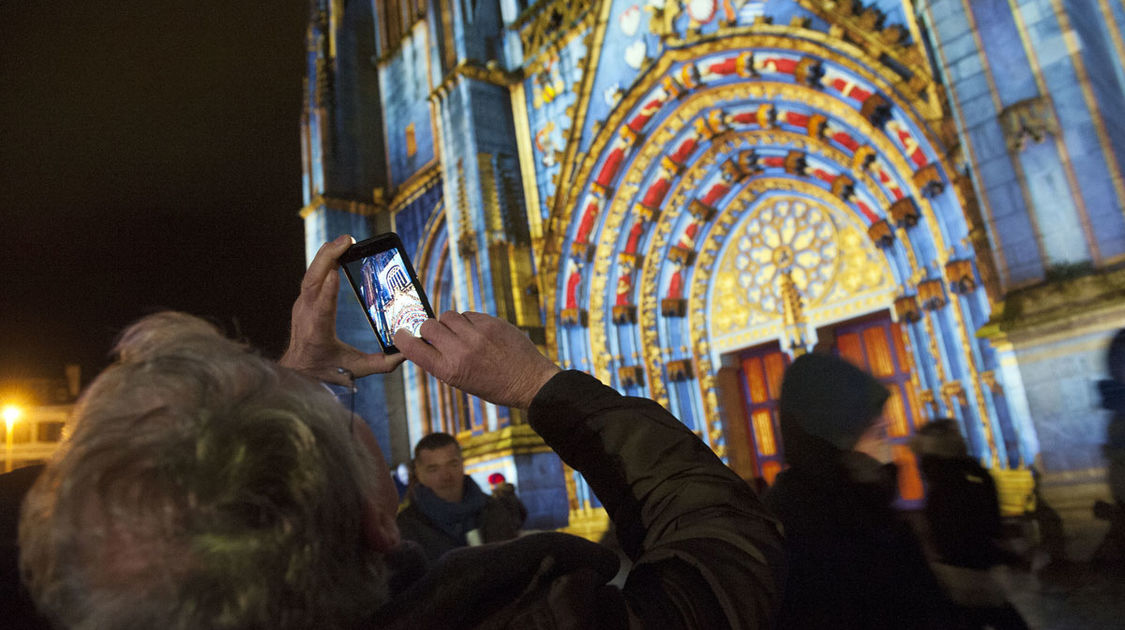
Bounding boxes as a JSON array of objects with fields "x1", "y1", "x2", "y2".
[{"x1": 339, "y1": 232, "x2": 435, "y2": 354}]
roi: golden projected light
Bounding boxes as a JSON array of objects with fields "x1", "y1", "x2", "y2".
[{"x1": 3, "y1": 403, "x2": 24, "y2": 473}]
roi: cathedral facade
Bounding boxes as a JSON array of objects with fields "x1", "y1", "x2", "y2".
[{"x1": 300, "y1": 0, "x2": 1125, "y2": 555}]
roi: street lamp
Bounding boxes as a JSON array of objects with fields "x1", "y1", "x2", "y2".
[{"x1": 3, "y1": 404, "x2": 23, "y2": 473}]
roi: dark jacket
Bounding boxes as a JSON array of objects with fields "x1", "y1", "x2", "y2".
[
  {"x1": 397, "y1": 482, "x2": 519, "y2": 565},
  {"x1": 374, "y1": 370, "x2": 785, "y2": 628},
  {"x1": 919, "y1": 455, "x2": 1006, "y2": 570},
  {"x1": 764, "y1": 432, "x2": 952, "y2": 629},
  {"x1": 0, "y1": 465, "x2": 49, "y2": 629}
]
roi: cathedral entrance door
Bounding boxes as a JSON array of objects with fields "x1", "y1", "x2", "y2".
[{"x1": 831, "y1": 312, "x2": 925, "y2": 505}]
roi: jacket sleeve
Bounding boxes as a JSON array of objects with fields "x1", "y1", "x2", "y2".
[{"x1": 528, "y1": 370, "x2": 785, "y2": 628}]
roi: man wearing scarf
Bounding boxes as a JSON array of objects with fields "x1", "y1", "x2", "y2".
[{"x1": 397, "y1": 433, "x2": 518, "y2": 563}]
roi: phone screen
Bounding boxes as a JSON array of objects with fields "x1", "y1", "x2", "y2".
[{"x1": 339, "y1": 233, "x2": 434, "y2": 353}]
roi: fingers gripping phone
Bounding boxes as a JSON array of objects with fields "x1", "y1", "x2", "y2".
[{"x1": 339, "y1": 232, "x2": 435, "y2": 354}]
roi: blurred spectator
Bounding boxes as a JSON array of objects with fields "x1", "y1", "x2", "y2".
[
  {"x1": 1094, "y1": 328, "x2": 1125, "y2": 571},
  {"x1": 764, "y1": 352, "x2": 953, "y2": 629},
  {"x1": 396, "y1": 433, "x2": 518, "y2": 563},
  {"x1": 487, "y1": 472, "x2": 528, "y2": 532},
  {"x1": 912, "y1": 419, "x2": 1029, "y2": 629}
]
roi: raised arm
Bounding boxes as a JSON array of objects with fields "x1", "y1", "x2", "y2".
[{"x1": 395, "y1": 312, "x2": 784, "y2": 628}]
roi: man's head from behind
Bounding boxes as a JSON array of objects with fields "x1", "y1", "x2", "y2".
[
  {"x1": 412, "y1": 432, "x2": 464, "y2": 504},
  {"x1": 20, "y1": 312, "x2": 394, "y2": 630}
]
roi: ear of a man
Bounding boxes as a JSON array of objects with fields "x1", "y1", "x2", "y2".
[{"x1": 353, "y1": 415, "x2": 402, "y2": 552}]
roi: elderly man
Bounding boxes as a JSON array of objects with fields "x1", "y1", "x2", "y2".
[{"x1": 19, "y1": 235, "x2": 784, "y2": 628}]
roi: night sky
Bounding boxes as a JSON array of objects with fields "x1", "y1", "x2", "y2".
[{"x1": 1, "y1": 2, "x2": 313, "y2": 385}]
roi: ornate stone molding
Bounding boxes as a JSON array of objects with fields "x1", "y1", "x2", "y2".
[
  {"x1": 999, "y1": 96, "x2": 1060, "y2": 153},
  {"x1": 941, "y1": 380, "x2": 968, "y2": 407},
  {"x1": 299, "y1": 194, "x2": 383, "y2": 219},
  {"x1": 461, "y1": 423, "x2": 552, "y2": 460},
  {"x1": 430, "y1": 61, "x2": 524, "y2": 103},
  {"x1": 512, "y1": 0, "x2": 596, "y2": 66},
  {"x1": 795, "y1": 0, "x2": 929, "y2": 95},
  {"x1": 981, "y1": 266, "x2": 1125, "y2": 336},
  {"x1": 389, "y1": 162, "x2": 443, "y2": 214}
]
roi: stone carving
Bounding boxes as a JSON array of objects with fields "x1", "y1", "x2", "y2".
[{"x1": 999, "y1": 96, "x2": 1059, "y2": 153}]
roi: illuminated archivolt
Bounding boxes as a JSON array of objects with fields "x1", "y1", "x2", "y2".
[
  {"x1": 586, "y1": 79, "x2": 930, "y2": 402},
  {"x1": 538, "y1": 32, "x2": 1003, "y2": 460}
]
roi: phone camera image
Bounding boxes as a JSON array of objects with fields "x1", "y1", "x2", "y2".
[
  {"x1": 339, "y1": 233, "x2": 435, "y2": 354},
  {"x1": 360, "y1": 250, "x2": 429, "y2": 344}
]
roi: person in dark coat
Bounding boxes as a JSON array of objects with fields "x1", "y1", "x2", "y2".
[
  {"x1": 19, "y1": 235, "x2": 785, "y2": 629},
  {"x1": 911, "y1": 419, "x2": 1029, "y2": 629},
  {"x1": 488, "y1": 472, "x2": 529, "y2": 531},
  {"x1": 0, "y1": 464, "x2": 49, "y2": 629},
  {"x1": 396, "y1": 432, "x2": 518, "y2": 564},
  {"x1": 1094, "y1": 328, "x2": 1125, "y2": 571},
  {"x1": 763, "y1": 352, "x2": 953, "y2": 629}
]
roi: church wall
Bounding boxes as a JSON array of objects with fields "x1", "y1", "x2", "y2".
[
  {"x1": 989, "y1": 301, "x2": 1125, "y2": 559},
  {"x1": 1058, "y1": 1, "x2": 1125, "y2": 261},
  {"x1": 923, "y1": 0, "x2": 1047, "y2": 287},
  {"x1": 328, "y1": 1, "x2": 386, "y2": 198},
  {"x1": 302, "y1": 0, "x2": 1125, "y2": 549},
  {"x1": 380, "y1": 23, "x2": 438, "y2": 189}
]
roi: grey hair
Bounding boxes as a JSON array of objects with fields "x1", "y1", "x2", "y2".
[{"x1": 20, "y1": 312, "x2": 388, "y2": 630}]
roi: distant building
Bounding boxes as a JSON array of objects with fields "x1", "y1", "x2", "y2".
[
  {"x1": 1, "y1": 365, "x2": 79, "y2": 471},
  {"x1": 299, "y1": 0, "x2": 1125, "y2": 554}
]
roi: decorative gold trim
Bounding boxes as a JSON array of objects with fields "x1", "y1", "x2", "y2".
[
  {"x1": 389, "y1": 162, "x2": 443, "y2": 214},
  {"x1": 510, "y1": 81, "x2": 545, "y2": 247},
  {"x1": 460, "y1": 423, "x2": 553, "y2": 460},
  {"x1": 431, "y1": 60, "x2": 523, "y2": 103},
  {"x1": 547, "y1": 0, "x2": 615, "y2": 212},
  {"x1": 541, "y1": 30, "x2": 940, "y2": 376},
  {"x1": 560, "y1": 506, "x2": 610, "y2": 542},
  {"x1": 941, "y1": 379, "x2": 967, "y2": 407},
  {"x1": 512, "y1": 0, "x2": 596, "y2": 67},
  {"x1": 299, "y1": 194, "x2": 382, "y2": 219}
]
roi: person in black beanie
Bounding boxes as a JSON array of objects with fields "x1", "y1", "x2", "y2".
[{"x1": 763, "y1": 352, "x2": 953, "y2": 629}]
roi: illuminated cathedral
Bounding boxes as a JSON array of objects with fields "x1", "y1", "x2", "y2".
[{"x1": 299, "y1": 0, "x2": 1125, "y2": 556}]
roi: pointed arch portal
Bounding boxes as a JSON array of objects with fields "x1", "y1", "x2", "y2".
[{"x1": 541, "y1": 35, "x2": 1020, "y2": 497}]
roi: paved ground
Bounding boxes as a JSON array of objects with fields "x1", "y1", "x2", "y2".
[{"x1": 1004, "y1": 562, "x2": 1125, "y2": 630}]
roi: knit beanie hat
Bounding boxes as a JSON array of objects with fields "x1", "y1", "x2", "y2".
[{"x1": 779, "y1": 353, "x2": 890, "y2": 451}]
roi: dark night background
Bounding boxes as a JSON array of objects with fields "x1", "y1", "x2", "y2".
[{"x1": 0, "y1": 1, "x2": 313, "y2": 385}]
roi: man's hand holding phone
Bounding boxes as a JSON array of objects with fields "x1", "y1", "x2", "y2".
[
  {"x1": 394, "y1": 312, "x2": 561, "y2": 410},
  {"x1": 284, "y1": 235, "x2": 559, "y2": 407},
  {"x1": 280, "y1": 235, "x2": 406, "y2": 384}
]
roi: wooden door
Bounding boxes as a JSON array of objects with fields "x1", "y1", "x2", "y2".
[
  {"x1": 736, "y1": 344, "x2": 789, "y2": 486},
  {"x1": 833, "y1": 314, "x2": 925, "y2": 503}
]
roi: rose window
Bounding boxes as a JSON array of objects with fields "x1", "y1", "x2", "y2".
[{"x1": 733, "y1": 198, "x2": 838, "y2": 315}]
